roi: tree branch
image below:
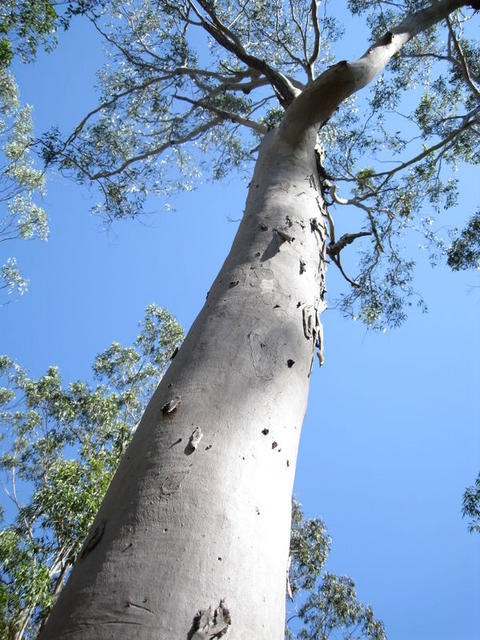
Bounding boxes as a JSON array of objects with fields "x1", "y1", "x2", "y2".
[
  {"x1": 68, "y1": 117, "x2": 223, "y2": 181},
  {"x1": 327, "y1": 231, "x2": 372, "y2": 258},
  {"x1": 446, "y1": 15, "x2": 480, "y2": 99},
  {"x1": 368, "y1": 118, "x2": 477, "y2": 182},
  {"x1": 279, "y1": 0, "x2": 474, "y2": 146},
  {"x1": 188, "y1": 0, "x2": 300, "y2": 105},
  {"x1": 308, "y1": 0, "x2": 321, "y2": 79},
  {"x1": 174, "y1": 94, "x2": 268, "y2": 135}
]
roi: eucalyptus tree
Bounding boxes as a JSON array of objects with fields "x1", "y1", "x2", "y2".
[
  {"x1": 0, "y1": 68, "x2": 47, "y2": 303},
  {"x1": 0, "y1": 304, "x2": 183, "y2": 639},
  {"x1": 36, "y1": 1, "x2": 480, "y2": 638},
  {"x1": 0, "y1": 1, "x2": 104, "y2": 303},
  {"x1": 287, "y1": 501, "x2": 385, "y2": 640},
  {"x1": 0, "y1": 2, "x2": 70, "y2": 303}
]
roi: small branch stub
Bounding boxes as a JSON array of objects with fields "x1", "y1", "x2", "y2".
[
  {"x1": 326, "y1": 231, "x2": 371, "y2": 258},
  {"x1": 162, "y1": 396, "x2": 181, "y2": 416},
  {"x1": 274, "y1": 228, "x2": 294, "y2": 243}
]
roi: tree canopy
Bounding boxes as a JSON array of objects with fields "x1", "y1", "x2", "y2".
[
  {"x1": 35, "y1": 0, "x2": 480, "y2": 329},
  {"x1": 0, "y1": 68, "x2": 48, "y2": 302}
]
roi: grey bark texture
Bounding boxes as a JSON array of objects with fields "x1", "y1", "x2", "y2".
[
  {"x1": 38, "y1": 2, "x2": 472, "y2": 638},
  {"x1": 39, "y1": 130, "x2": 328, "y2": 640}
]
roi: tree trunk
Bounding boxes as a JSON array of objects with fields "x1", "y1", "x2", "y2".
[
  {"x1": 39, "y1": 128, "x2": 328, "y2": 639},
  {"x1": 38, "y1": 2, "x2": 473, "y2": 635}
]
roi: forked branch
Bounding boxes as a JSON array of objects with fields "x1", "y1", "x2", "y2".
[{"x1": 279, "y1": 0, "x2": 474, "y2": 145}]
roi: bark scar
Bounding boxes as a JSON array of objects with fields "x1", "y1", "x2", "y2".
[
  {"x1": 161, "y1": 471, "x2": 188, "y2": 496},
  {"x1": 124, "y1": 601, "x2": 154, "y2": 615},
  {"x1": 185, "y1": 427, "x2": 203, "y2": 454},
  {"x1": 81, "y1": 522, "x2": 105, "y2": 559},
  {"x1": 248, "y1": 332, "x2": 275, "y2": 380},
  {"x1": 187, "y1": 599, "x2": 231, "y2": 639}
]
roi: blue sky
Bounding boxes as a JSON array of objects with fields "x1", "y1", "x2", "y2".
[{"x1": 0, "y1": 7, "x2": 479, "y2": 640}]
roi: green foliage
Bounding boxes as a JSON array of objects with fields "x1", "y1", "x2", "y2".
[
  {"x1": 317, "y1": 3, "x2": 480, "y2": 329},
  {"x1": 0, "y1": 39, "x2": 13, "y2": 69},
  {"x1": 0, "y1": 1, "x2": 103, "y2": 68},
  {"x1": 289, "y1": 499, "x2": 331, "y2": 596},
  {"x1": 462, "y1": 472, "x2": 480, "y2": 534},
  {"x1": 0, "y1": 304, "x2": 183, "y2": 638},
  {"x1": 1, "y1": 68, "x2": 48, "y2": 304},
  {"x1": 42, "y1": 0, "x2": 343, "y2": 220},
  {"x1": 0, "y1": 1, "x2": 58, "y2": 67},
  {"x1": 37, "y1": 1, "x2": 479, "y2": 329},
  {"x1": 0, "y1": 2, "x2": 105, "y2": 305},
  {"x1": 286, "y1": 501, "x2": 385, "y2": 640},
  {"x1": 447, "y1": 210, "x2": 480, "y2": 270},
  {"x1": 295, "y1": 574, "x2": 386, "y2": 640}
]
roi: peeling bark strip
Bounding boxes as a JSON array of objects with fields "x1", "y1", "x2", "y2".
[
  {"x1": 188, "y1": 600, "x2": 231, "y2": 639},
  {"x1": 302, "y1": 304, "x2": 325, "y2": 366},
  {"x1": 302, "y1": 305, "x2": 313, "y2": 340},
  {"x1": 185, "y1": 427, "x2": 203, "y2": 454},
  {"x1": 162, "y1": 396, "x2": 181, "y2": 416},
  {"x1": 317, "y1": 321, "x2": 325, "y2": 367}
]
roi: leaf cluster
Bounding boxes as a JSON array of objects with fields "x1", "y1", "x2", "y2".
[
  {"x1": 286, "y1": 500, "x2": 386, "y2": 640},
  {"x1": 318, "y1": 4, "x2": 480, "y2": 329},
  {"x1": 0, "y1": 1, "x2": 106, "y2": 69},
  {"x1": 462, "y1": 472, "x2": 480, "y2": 534},
  {"x1": 1, "y1": 69, "x2": 48, "y2": 304},
  {"x1": 447, "y1": 209, "x2": 480, "y2": 270}
]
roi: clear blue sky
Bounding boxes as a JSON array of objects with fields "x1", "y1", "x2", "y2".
[{"x1": 0, "y1": 7, "x2": 479, "y2": 640}]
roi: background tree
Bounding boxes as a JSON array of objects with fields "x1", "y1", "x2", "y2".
[
  {"x1": 462, "y1": 472, "x2": 480, "y2": 534},
  {"x1": 0, "y1": 1, "x2": 102, "y2": 303},
  {"x1": 287, "y1": 501, "x2": 385, "y2": 640},
  {"x1": 0, "y1": 304, "x2": 183, "y2": 639},
  {"x1": 0, "y1": 67, "x2": 47, "y2": 303},
  {"x1": 7, "y1": 1, "x2": 476, "y2": 638}
]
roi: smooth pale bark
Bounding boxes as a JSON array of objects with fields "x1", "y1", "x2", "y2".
[
  {"x1": 39, "y1": 2, "x2": 475, "y2": 638},
  {"x1": 39, "y1": 129, "x2": 328, "y2": 639},
  {"x1": 281, "y1": 0, "x2": 472, "y2": 146}
]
